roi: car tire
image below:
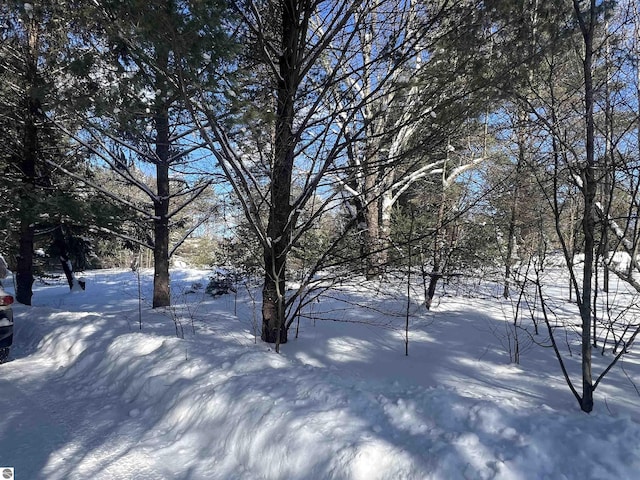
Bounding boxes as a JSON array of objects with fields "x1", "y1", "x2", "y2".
[{"x1": 0, "y1": 347, "x2": 9, "y2": 364}]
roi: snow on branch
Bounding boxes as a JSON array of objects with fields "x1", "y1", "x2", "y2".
[{"x1": 443, "y1": 156, "x2": 487, "y2": 190}]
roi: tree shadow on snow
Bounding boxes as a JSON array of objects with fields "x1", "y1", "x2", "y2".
[{"x1": 0, "y1": 276, "x2": 637, "y2": 479}]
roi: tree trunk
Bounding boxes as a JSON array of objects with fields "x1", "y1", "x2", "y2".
[
  {"x1": 362, "y1": 142, "x2": 384, "y2": 280},
  {"x1": 600, "y1": 21, "x2": 614, "y2": 295},
  {"x1": 54, "y1": 226, "x2": 84, "y2": 291},
  {"x1": 15, "y1": 226, "x2": 35, "y2": 306},
  {"x1": 153, "y1": 212, "x2": 171, "y2": 308},
  {"x1": 425, "y1": 268, "x2": 441, "y2": 311},
  {"x1": 262, "y1": 243, "x2": 288, "y2": 345},
  {"x1": 503, "y1": 108, "x2": 526, "y2": 298},
  {"x1": 574, "y1": 0, "x2": 596, "y2": 413},
  {"x1": 425, "y1": 186, "x2": 448, "y2": 309},
  {"x1": 15, "y1": 19, "x2": 40, "y2": 306},
  {"x1": 363, "y1": 182, "x2": 380, "y2": 280},
  {"x1": 152, "y1": 51, "x2": 171, "y2": 309},
  {"x1": 261, "y1": 0, "x2": 300, "y2": 348},
  {"x1": 152, "y1": 137, "x2": 171, "y2": 307},
  {"x1": 378, "y1": 190, "x2": 394, "y2": 275}
]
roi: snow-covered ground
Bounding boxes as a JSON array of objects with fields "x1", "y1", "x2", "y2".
[{"x1": 0, "y1": 268, "x2": 639, "y2": 479}]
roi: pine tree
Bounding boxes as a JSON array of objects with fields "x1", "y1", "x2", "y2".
[
  {"x1": 0, "y1": 1, "x2": 81, "y2": 303},
  {"x1": 59, "y1": 0, "x2": 234, "y2": 307}
]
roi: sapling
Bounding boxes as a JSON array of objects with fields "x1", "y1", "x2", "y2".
[
  {"x1": 136, "y1": 261, "x2": 142, "y2": 331},
  {"x1": 404, "y1": 209, "x2": 416, "y2": 356}
]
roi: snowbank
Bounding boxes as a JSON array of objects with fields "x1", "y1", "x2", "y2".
[{"x1": 0, "y1": 269, "x2": 639, "y2": 479}]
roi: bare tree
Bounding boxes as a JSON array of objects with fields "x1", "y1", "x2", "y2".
[
  {"x1": 331, "y1": 0, "x2": 501, "y2": 279},
  {"x1": 182, "y1": 0, "x2": 549, "y2": 346},
  {"x1": 180, "y1": 0, "x2": 370, "y2": 348},
  {"x1": 518, "y1": 0, "x2": 640, "y2": 413}
]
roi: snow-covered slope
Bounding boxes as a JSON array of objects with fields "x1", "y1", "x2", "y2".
[{"x1": 0, "y1": 269, "x2": 638, "y2": 479}]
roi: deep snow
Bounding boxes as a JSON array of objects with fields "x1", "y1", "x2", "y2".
[{"x1": 0, "y1": 267, "x2": 639, "y2": 479}]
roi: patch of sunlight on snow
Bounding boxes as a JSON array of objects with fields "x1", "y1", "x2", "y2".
[
  {"x1": 456, "y1": 357, "x2": 524, "y2": 376},
  {"x1": 406, "y1": 330, "x2": 436, "y2": 343},
  {"x1": 382, "y1": 398, "x2": 430, "y2": 435},
  {"x1": 294, "y1": 351, "x2": 326, "y2": 368},
  {"x1": 108, "y1": 334, "x2": 166, "y2": 357},
  {"x1": 326, "y1": 337, "x2": 374, "y2": 363},
  {"x1": 348, "y1": 439, "x2": 415, "y2": 480},
  {"x1": 231, "y1": 351, "x2": 288, "y2": 374},
  {"x1": 42, "y1": 441, "x2": 84, "y2": 478},
  {"x1": 48, "y1": 311, "x2": 88, "y2": 321},
  {"x1": 45, "y1": 439, "x2": 156, "y2": 480},
  {"x1": 36, "y1": 322, "x2": 101, "y2": 365},
  {"x1": 453, "y1": 432, "x2": 508, "y2": 480},
  {"x1": 618, "y1": 353, "x2": 640, "y2": 368}
]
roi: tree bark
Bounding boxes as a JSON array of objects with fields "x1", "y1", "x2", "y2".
[
  {"x1": 503, "y1": 108, "x2": 526, "y2": 298},
  {"x1": 15, "y1": 17, "x2": 40, "y2": 306},
  {"x1": 425, "y1": 183, "x2": 448, "y2": 310},
  {"x1": 363, "y1": 171, "x2": 381, "y2": 280},
  {"x1": 54, "y1": 226, "x2": 84, "y2": 291},
  {"x1": 261, "y1": 0, "x2": 300, "y2": 347},
  {"x1": 15, "y1": 226, "x2": 35, "y2": 306},
  {"x1": 152, "y1": 50, "x2": 171, "y2": 309},
  {"x1": 574, "y1": 0, "x2": 596, "y2": 413},
  {"x1": 152, "y1": 120, "x2": 171, "y2": 308},
  {"x1": 425, "y1": 270, "x2": 442, "y2": 311}
]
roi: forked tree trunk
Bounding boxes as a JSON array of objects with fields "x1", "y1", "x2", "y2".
[{"x1": 54, "y1": 226, "x2": 85, "y2": 291}]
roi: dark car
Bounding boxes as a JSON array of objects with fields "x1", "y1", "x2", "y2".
[{"x1": 0, "y1": 285, "x2": 13, "y2": 363}]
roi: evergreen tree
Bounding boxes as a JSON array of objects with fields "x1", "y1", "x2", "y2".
[
  {"x1": 0, "y1": 1, "x2": 83, "y2": 303},
  {"x1": 59, "y1": 0, "x2": 234, "y2": 307}
]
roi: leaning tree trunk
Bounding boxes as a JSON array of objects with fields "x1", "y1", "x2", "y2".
[{"x1": 54, "y1": 226, "x2": 84, "y2": 291}]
